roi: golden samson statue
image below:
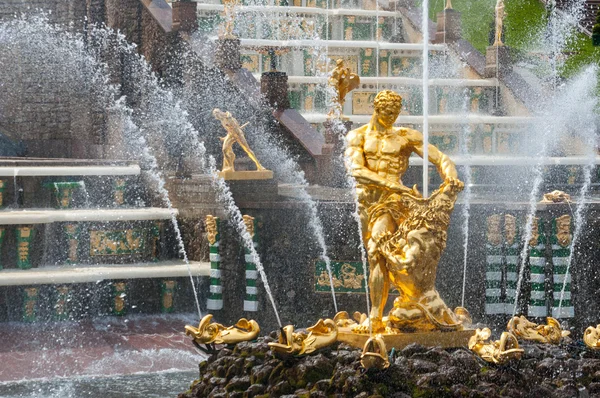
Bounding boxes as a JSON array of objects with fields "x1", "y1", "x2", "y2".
[{"x1": 345, "y1": 90, "x2": 465, "y2": 334}]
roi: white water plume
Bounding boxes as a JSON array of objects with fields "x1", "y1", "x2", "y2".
[
  {"x1": 513, "y1": 66, "x2": 598, "y2": 316},
  {"x1": 207, "y1": 157, "x2": 282, "y2": 327}
]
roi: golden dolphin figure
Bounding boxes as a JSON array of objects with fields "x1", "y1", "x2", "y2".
[
  {"x1": 583, "y1": 325, "x2": 600, "y2": 350},
  {"x1": 268, "y1": 318, "x2": 338, "y2": 356},
  {"x1": 507, "y1": 316, "x2": 570, "y2": 345},
  {"x1": 468, "y1": 328, "x2": 523, "y2": 365},
  {"x1": 185, "y1": 314, "x2": 260, "y2": 346}
]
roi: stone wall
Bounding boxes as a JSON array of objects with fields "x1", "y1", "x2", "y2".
[{"x1": 0, "y1": 0, "x2": 178, "y2": 160}]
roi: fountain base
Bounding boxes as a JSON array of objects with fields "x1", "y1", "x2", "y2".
[
  {"x1": 337, "y1": 327, "x2": 476, "y2": 349},
  {"x1": 218, "y1": 170, "x2": 274, "y2": 180}
]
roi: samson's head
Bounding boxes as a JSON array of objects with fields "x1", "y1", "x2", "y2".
[{"x1": 373, "y1": 90, "x2": 402, "y2": 128}]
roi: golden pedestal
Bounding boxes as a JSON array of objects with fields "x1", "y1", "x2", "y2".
[
  {"x1": 218, "y1": 170, "x2": 274, "y2": 180},
  {"x1": 337, "y1": 327, "x2": 476, "y2": 350}
]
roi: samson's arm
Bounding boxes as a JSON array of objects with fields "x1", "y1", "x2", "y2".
[{"x1": 408, "y1": 129, "x2": 460, "y2": 183}]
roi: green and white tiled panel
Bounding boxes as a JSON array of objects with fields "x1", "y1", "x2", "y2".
[
  {"x1": 504, "y1": 246, "x2": 519, "y2": 315},
  {"x1": 244, "y1": 244, "x2": 259, "y2": 312},
  {"x1": 207, "y1": 217, "x2": 223, "y2": 311},
  {"x1": 550, "y1": 216, "x2": 573, "y2": 319},
  {"x1": 551, "y1": 250, "x2": 574, "y2": 319},
  {"x1": 485, "y1": 247, "x2": 504, "y2": 315},
  {"x1": 527, "y1": 252, "x2": 547, "y2": 317}
]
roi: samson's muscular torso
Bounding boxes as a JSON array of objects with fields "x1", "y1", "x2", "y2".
[{"x1": 346, "y1": 122, "x2": 458, "y2": 212}]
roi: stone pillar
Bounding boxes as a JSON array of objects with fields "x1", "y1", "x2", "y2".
[
  {"x1": 484, "y1": 45, "x2": 511, "y2": 79},
  {"x1": 206, "y1": 215, "x2": 223, "y2": 311},
  {"x1": 243, "y1": 215, "x2": 259, "y2": 312},
  {"x1": 551, "y1": 215, "x2": 574, "y2": 319},
  {"x1": 503, "y1": 214, "x2": 519, "y2": 315},
  {"x1": 484, "y1": 214, "x2": 504, "y2": 315},
  {"x1": 216, "y1": 38, "x2": 242, "y2": 72},
  {"x1": 527, "y1": 218, "x2": 547, "y2": 318},
  {"x1": 434, "y1": 9, "x2": 462, "y2": 43},
  {"x1": 261, "y1": 71, "x2": 290, "y2": 110},
  {"x1": 172, "y1": 0, "x2": 198, "y2": 33}
]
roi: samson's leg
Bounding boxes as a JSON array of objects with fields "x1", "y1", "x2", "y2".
[{"x1": 364, "y1": 212, "x2": 395, "y2": 332}]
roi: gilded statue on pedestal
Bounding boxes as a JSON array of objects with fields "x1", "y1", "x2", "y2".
[
  {"x1": 345, "y1": 90, "x2": 465, "y2": 333},
  {"x1": 221, "y1": 0, "x2": 240, "y2": 39},
  {"x1": 493, "y1": 0, "x2": 506, "y2": 46},
  {"x1": 213, "y1": 108, "x2": 266, "y2": 173},
  {"x1": 328, "y1": 59, "x2": 360, "y2": 119}
]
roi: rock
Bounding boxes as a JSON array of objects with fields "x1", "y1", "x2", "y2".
[
  {"x1": 449, "y1": 349, "x2": 480, "y2": 373},
  {"x1": 401, "y1": 343, "x2": 428, "y2": 357},
  {"x1": 250, "y1": 364, "x2": 273, "y2": 385},
  {"x1": 243, "y1": 384, "x2": 266, "y2": 398},
  {"x1": 309, "y1": 391, "x2": 327, "y2": 398},
  {"x1": 208, "y1": 377, "x2": 227, "y2": 386},
  {"x1": 268, "y1": 380, "x2": 293, "y2": 396},
  {"x1": 410, "y1": 346, "x2": 451, "y2": 364},
  {"x1": 303, "y1": 354, "x2": 334, "y2": 382},
  {"x1": 207, "y1": 388, "x2": 227, "y2": 398},
  {"x1": 225, "y1": 376, "x2": 251, "y2": 392},
  {"x1": 409, "y1": 359, "x2": 438, "y2": 374},
  {"x1": 293, "y1": 388, "x2": 310, "y2": 397},
  {"x1": 313, "y1": 379, "x2": 331, "y2": 392},
  {"x1": 523, "y1": 344, "x2": 545, "y2": 360},
  {"x1": 536, "y1": 357, "x2": 560, "y2": 378},
  {"x1": 588, "y1": 382, "x2": 600, "y2": 395},
  {"x1": 342, "y1": 375, "x2": 366, "y2": 395},
  {"x1": 555, "y1": 384, "x2": 579, "y2": 398}
]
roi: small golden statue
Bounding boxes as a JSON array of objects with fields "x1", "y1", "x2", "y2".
[
  {"x1": 507, "y1": 316, "x2": 570, "y2": 345},
  {"x1": 345, "y1": 90, "x2": 465, "y2": 334},
  {"x1": 205, "y1": 215, "x2": 218, "y2": 245},
  {"x1": 268, "y1": 319, "x2": 338, "y2": 356},
  {"x1": 185, "y1": 314, "x2": 260, "y2": 349},
  {"x1": 541, "y1": 190, "x2": 572, "y2": 203},
  {"x1": 213, "y1": 109, "x2": 272, "y2": 180},
  {"x1": 468, "y1": 328, "x2": 523, "y2": 365},
  {"x1": 220, "y1": 0, "x2": 240, "y2": 39},
  {"x1": 328, "y1": 59, "x2": 360, "y2": 119},
  {"x1": 360, "y1": 334, "x2": 390, "y2": 370},
  {"x1": 493, "y1": 0, "x2": 506, "y2": 46},
  {"x1": 583, "y1": 325, "x2": 600, "y2": 350}
]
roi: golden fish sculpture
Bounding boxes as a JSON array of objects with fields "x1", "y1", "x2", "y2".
[
  {"x1": 468, "y1": 328, "x2": 523, "y2": 365},
  {"x1": 268, "y1": 318, "x2": 338, "y2": 356},
  {"x1": 360, "y1": 334, "x2": 390, "y2": 370},
  {"x1": 185, "y1": 314, "x2": 260, "y2": 347},
  {"x1": 583, "y1": 325, "x2": 600, "y2": 350},
  {"x1": 507, "y1": 316, "x2": 570, "y2": 345}
]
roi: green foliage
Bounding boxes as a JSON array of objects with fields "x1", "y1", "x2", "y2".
[{"x1": 427, "y1": 0, "x2": 600, "y2": 78}]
